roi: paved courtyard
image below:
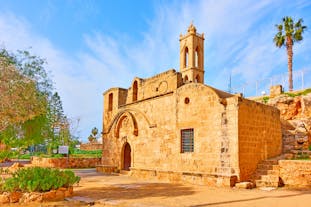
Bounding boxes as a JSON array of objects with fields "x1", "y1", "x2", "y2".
[
  {"x1": 67, "y1": 169, "x2": 311, "y2": 207},
  {"x1": 2, "y1": 168, "x2": 311, "y2": 207}
]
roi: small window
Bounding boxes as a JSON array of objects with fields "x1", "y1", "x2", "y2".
[
  {"x1": 185, "y1": 47, "x2": 189, "y2": 68},
  {"x1": 108, "y1": 93, "x2": 113, "y2": 111},
  {"x1": 195, "y1": 75, "x2": 200, "y2": 83},
  {"x1": 133, "y1": 80, "x2": 138, "y2": 102},
  {"x1": 184, "y1": 75, "x2": 188, "y2": 83},
  {"x1": 195, "y1": 47, "x2": 199, "y2": 67},
  {"x1": 181, "y1": 129, "x2": 194, "y2": 153},
  {"x1": 184, "y1": 97, "x2": 190, "y2": 104}
]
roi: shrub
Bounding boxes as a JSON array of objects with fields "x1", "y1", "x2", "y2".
[
  {"x1": 262, "y1": 96, "x2": 269, "y2": 104},
  {"x1": 285, "y1": 88, "x2": 311, "y2": 97},
  {"x1": 0, "y1": 151, "x2": 11, "y2": 162},
  {"x1": 0, "y1": 167, "x2": 80, "y2": 192}
]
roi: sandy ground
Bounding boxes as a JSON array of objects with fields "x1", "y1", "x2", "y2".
[{"x1": 4, "y1": 168, "x2": 311, "y2": 207}]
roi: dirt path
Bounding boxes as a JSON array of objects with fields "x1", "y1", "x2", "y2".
[{"x1": 4, "y1": 168, "x2": 311, "y2": 207}]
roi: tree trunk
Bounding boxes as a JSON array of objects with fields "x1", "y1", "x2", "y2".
[{"x1": 286, "y1": 36, "x2": 293, "y2": 91}]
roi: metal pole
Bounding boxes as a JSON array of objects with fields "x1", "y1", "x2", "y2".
[{"x1": 301, "y1": 70, "x2": 304, "y2": 90}]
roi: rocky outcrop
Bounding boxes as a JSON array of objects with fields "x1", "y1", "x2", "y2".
[{"x1": 267, "y1": 93, "x2": 311, "y2": 156}]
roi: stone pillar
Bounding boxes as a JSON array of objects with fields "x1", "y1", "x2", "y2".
[{"x1": 270, "y1": 85, "x2": 283, "y2": 98}]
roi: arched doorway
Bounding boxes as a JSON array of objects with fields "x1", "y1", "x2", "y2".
[{"x1": 123, "y1": 143, "x2": 131, "y2": 170}]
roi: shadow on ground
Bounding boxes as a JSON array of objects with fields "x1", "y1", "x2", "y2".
[
  {"x1": 74, "y1": 182, "x2": 195, "y2": 200},
  {"x1": 191, "y1": 191, "x2": 311, "y2": 207}
]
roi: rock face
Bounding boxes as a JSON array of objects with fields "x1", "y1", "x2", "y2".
[{"x1": 267, "y1": 93, "x2": 311, "y2": 155}]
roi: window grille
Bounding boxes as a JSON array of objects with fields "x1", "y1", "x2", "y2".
[{"x1": 181, "y1": 129, "x2": 194, "y2": 153}]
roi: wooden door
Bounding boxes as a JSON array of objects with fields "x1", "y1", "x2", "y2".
[{"x1": 123, "y1": 143, "x2": 131, "y2": 170}]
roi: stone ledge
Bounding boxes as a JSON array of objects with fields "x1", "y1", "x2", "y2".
[
  {"x1": 31, "y1": 157, "x2": 101, "y2": 168},
  {"x1": 96, "y1": 165, "x2": 118, "y2": 174},
  {"x1": 130, "y1": 168, "x2": 236, "y2": 187}
]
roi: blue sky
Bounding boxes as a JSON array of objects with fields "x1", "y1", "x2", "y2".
[{"x1": 0, "y1": 0, "x2": 310, "y2": 141}]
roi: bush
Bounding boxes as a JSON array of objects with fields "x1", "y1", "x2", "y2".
[
  {"x1": 262, "y1": 96, "x2": 269, "y2": 104},
  {"x1": 0, "y1": 151, "x2": 11, "y2": 162},
  {"x1": 0, "y1": 167, "x2": 80, "y2": 192},
  {"x1": 285, "y1": 88, "x2": 311, "y2": 97}
]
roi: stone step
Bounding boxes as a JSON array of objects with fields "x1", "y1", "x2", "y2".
[
  {"x1": 255, "y1": 180, "x2": 279, "y2": 188},
  {"x1": 262, "y1": 160, "x2": 279, "y2": 165},
  {"x1": 260, "y1": 175, "x2": 279, "y2": 183},
  {"x1": 257, "y1": 164, "x2": 273, "y2": 170},
  {"x1": 256, "y1": 169, "x2": 268, "y2": 175},
  {"x1": 267, "y1": 169, "x2": 279, "y2": 176},
  {"x1": 119, "y1": 170, "x2": 131, "y2": 175}
]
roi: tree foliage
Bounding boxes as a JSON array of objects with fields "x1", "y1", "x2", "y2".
[
  {"x1": 0, "y1": 48, "x2": 75, "y2": 151},
  {"x1": 0, "y1": 56, "x2": 47, "y2": 132},
  {"x1": 273, "y1": 16, "x2": 307, "y2": 91},
  {"x1": 88, "y1": 127, "x2": 99, "y2": 142}
]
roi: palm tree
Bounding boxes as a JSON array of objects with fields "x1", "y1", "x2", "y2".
[{"x1": 273, "y1": 16, "x2": 307, "y2": 91}]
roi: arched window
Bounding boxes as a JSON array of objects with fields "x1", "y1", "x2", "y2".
[
  {"x1": 184, "y1": 75, "x2": 189, "y2": 83},
  {"x1": 195, "y1": 75, "x2": 200, "y2": 83},
  {"x1": 108, "y1": 93, "x2": 113, "y2": 111},
  {"x1": 133, "y1": 80, "x2": 138, "y2": 102},
  {"x1": 195, "y1": 47, "x2": 199, "y2": 68},
  {"x1": 185, "y1": 47, "x2": 189, "y2": 68}
]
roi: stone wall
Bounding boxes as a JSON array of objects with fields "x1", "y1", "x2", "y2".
[
  {"x1": 238, "y1": 99, "x2": 282, "y2": 181},
  {"x1": 130, "y1": 168, "x2": 235, "y2": 187},
  {"x1": 80, "y1": 143, "x2": 102, "y2": 151},
  {"x1": 279, "y1": 160, "x2": 311, "y2": 187},
  {"x1": 31, "y1": 157, "x2": 101, "y2": 168}
]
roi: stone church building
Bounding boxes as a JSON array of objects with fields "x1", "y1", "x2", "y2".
[{"x1": 101, "y1": 24, "x2": 282, "y2": 186}]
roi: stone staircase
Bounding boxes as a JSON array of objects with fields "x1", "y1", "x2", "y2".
[
  {"x1": 251, "y1": 158, "x2": 283, "y2": 188},
  {"x1": 119, "y1": 170, "x2": 131, "y2": 175}
]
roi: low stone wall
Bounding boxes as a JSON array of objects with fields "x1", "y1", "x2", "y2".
[
  {"x1": 80, "y1": 143, "x2": 102, "y2": 151},
  {"x1": 130, "y1": 168, "x2": 236, "y2": 187},
  {"x1": 279, "y1": 160, "x2": 311, "y2": 187},
  {"x1": 0, "y1": 186, "x2": 73, "y2": 204},
  {"x1": 31, "y1": 157, "x2": 101, "y2": 168}
]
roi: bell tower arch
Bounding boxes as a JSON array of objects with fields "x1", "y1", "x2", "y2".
[{"x1": 179, "y1": 23, "x2": 205, "y2": 84}]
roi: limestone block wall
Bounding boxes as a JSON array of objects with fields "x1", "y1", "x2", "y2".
[
  {"x1": 80, "y1": 143, "x2": 102, "y2": 151},
  {"x1": 174, "y1": 83, "x2": 238, "y2": 176},
  {"x1": 279, "y1": 160, "x2": 311, "y2": 187},
  {"x1": 31, "y1": 157, "x2": 101, "y2": 168},
  {"x1": 125, "y1": 69, "x2": 182, "y2": 104},
  {"x1": 102, "y1": 83, "x2": 242, "y2": 186},
  {"x1": 102, "y1": 92, "x2": 176, "y2": 170},
  {"x1": 238, "y1": 99, "x2": 282, "y2": 181}
]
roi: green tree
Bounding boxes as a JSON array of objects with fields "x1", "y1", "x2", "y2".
[
  {"x1": 0, "y1": 48, "x2": 73, "y2": 152},
  {"x1": 273, "y1": 16, "x2": 307, "y2": 91},
  {"x1": 0, "y1": 54, "x2": 47, "y2": 132},
  {"x1": 88, "y1": 127, "x2": 99, "y2": 142},
  {"x1": 91, "y1": 127, "x2": 98, "y2": 137}
]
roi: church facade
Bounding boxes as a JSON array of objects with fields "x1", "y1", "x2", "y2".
[{"x1": 101, "y1": 24, "x2": 282, "y2": 186}]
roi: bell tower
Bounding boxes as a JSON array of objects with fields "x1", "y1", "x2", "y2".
[{"x1": 179, "y1": 23, "x2": 205, "y2": 84}]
